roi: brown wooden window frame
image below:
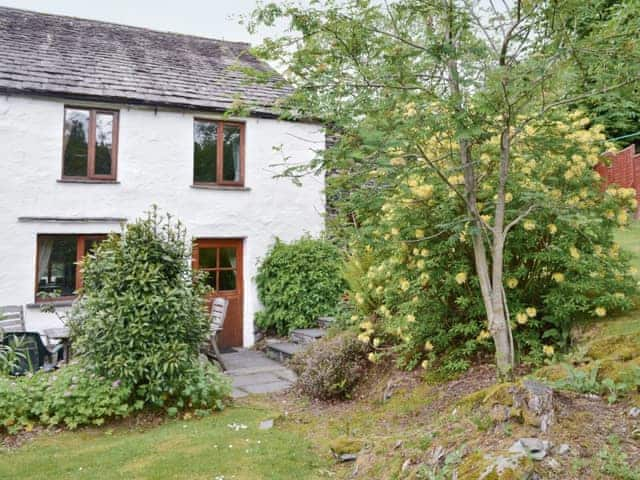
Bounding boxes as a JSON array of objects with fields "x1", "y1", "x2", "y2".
[
  {"x1": 193, "y1": 119, "x2": 245, "y2": 187},
  {"x1": 61, "y1": 106, "x2": 119, "y2": 182},
  {"x1": 35, "y1": 234, "x2": 108, "y2": 302}
]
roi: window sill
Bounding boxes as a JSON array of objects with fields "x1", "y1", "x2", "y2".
[
  {"x1": 58, "y1": 179, "x2": 120, "y2": 184},
  {"x1": 26, "y1": 300, "x2": 75, "y2": 309},
  {"x1": 191, "y1": 184, "x2": 251, "y2": 191}
]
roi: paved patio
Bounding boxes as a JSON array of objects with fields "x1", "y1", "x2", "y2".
[{"x1": 221, "y1": 349, "x2": 297, "y2": 398}]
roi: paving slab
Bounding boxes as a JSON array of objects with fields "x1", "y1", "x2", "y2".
[
  {"x1": 232, "y1": 372, "x2": 285, "y2": 388},
  {"x1": 222, "y1": 348, "x2": 297, "y2": 397},
  {"x1": 243, "y1": 380, "x2": 293, "y2": 394}
]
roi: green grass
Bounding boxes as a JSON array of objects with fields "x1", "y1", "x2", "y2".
[
  {"x1": 616, "y1": 221, "x2": 640, "y2": 274},
  {"x1": 0, "y1": 406, "x2": 329, "y2": 480}
]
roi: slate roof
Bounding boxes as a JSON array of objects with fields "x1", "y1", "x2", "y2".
[{"x1": 0, "y1": 7, "x2": 292, "y2": 117}]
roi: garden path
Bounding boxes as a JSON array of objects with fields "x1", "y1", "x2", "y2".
[{"x1": 221, "y1": 349, "x2": 296, "y2": 398}]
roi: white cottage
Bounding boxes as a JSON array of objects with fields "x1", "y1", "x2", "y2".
[{"x1": 0, "y1": 7, "x2": 325, "y2": 348}]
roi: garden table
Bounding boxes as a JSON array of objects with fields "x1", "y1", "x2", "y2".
[{"x1": 43, "y1": 327, "x2": 71, "y2": 363}]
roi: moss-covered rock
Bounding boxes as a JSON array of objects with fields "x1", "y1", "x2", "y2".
[
  {"x1": 456, "y1": 451, "x2": 536, "y2": 479},
  {"x1": 329, "y1": 436, "x2": 363, "y2": 455},
  {"x1": 585, "y1": 334, "x2": 640, "y2": 361}
]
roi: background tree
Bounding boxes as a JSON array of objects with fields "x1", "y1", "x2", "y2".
[{"x1": 246, "y1": 0, "x2": 640, "y2": 379}]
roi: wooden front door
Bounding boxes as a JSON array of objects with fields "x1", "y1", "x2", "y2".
[{"x1": 193, "y1": 238, "x2": 243, "y2": 348}]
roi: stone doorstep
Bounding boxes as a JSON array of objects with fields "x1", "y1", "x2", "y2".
[{"x1": 290, "y1": 328, "x2": 326, "y2": 344}]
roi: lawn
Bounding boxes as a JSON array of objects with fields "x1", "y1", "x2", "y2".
[
  {"x1": 616, "y1": 220, "x2": 640, "y2": 274},
  {"x1": 0, "y1": 405, "x2": 329, "y2": 480}
]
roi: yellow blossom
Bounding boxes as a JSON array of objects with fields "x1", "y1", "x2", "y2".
[
  {"x1": 420, "y1": 272, "x2": 430, "y2": 285},
  {"x1": 367, "y1": 352, "x2": 377, "y2": 363},
  {"x1": 420, "y1": 248, "x2": 429, "y2": 256},
  {"x1": 477, "y1": 330, "x2": 491, "y2": 341},
  {"x1": 455, "y1": 272, "x2": 468, "y2": 285},
  {"x1": 404, "y1": 102, "x2": 417, "y2": 118},
  {"x1": 355, "y1": 292, "x2": 364, "y2": 305},
  {"x1": 516, "y1": 312, "x2": 528, "y2": 325},
  {"x1": 416, "y1": 259, "x2": 426, "y2": 270},
  {"x1": 617, "y1": 210, "x2": 629, "y2": 225},
  {"x1": 400, "y1": 279, "x2": 410, "y2": 291},
  {"x1": 415, "y1": 228, "x2": 425, "y2": 238},
  {"x1": 372, "y1": 338, "x2": 382, "y2": 348},
  {"x1": 360, "y1": 321, "x2": 373, "y2": 331},
  {"x1": 552, "y1": 272, "x2": 565, "y2": 283},
  {"x1": 547, "y1": 224, "x2": 557, "y2": 235},
  {"x1": 570, "y1": 246, "x2": 580, "y2": 260},
  {"x1": 424, "y1": 341, "x2": 434, "y2": 352},
  {"x1": 421, "y1": 360, "x2": 429, "y2": 369},
  {"x1": 594, "y1": 306, "x2": 607, "y2": 317},
  {"x1": 412, "y1": 248, "x2": 420, "y2": 256},
  {"x1": 358, "y1": 333, "x2": 370, "y2": 344},
  {"x1": 505, "y1": 192, "x2": 513, "y2": 203},
  {"x1": 411, "y1": 184, "x2": 434, "y2": 199},
  {"x1": 391, "y1": 227, "x2": 400, "y2": 236},
  {"x1": 523, "y1": 220, "x2": 536, "y2": 231},
  {"x1": 526, "y1": 307, "x2": 537, "y2": 318},
  {"x1": 543, "y1": 345, "x2": 555, "y2": 357},
  {"x1": 406, "y1": 314, "x2": 416, "y2": 323},
  {"x1": 506, "y1": 277, "x2": 518, "y2": 289},
  {"x1": 390, "y1": 157, "x2": 406, "y2": 166}
]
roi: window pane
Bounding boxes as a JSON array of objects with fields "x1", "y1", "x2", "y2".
[
  {"x1": 219, "y1": 247, "x2": 237, "y2": 268},
  {"x1": 37, "y1": 236, "x2": 77, "y2": 297},
  {"x1": 203, "y1": 270, "x2": 217, "y2": 290},
  {"x1": 222, "y1": 125, "x2": 241, "y2": 182},
  {"x1": 199, "y1": 248, "x2": 217, "y2": 268},
  {"x1": 63, "y1": 109, "x2": 89, "y2": 177},
  {"x1": 95, "y1": 113, "x2": 114, "y2": 175},
  {"x1": 219, "y1": 270, "x2": 236, "y2": 290},
  {"x1": 194, "y1": 120, "x2": 217, "y2": 183}
]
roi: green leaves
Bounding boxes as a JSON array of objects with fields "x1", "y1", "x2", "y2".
[{"x1": 255, "y1": 236, "x2": 345, "y2": 335}]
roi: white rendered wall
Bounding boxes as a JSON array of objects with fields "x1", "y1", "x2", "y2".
[{"x1": 0, "y1": 95, "x2": 325, "y2": 346}]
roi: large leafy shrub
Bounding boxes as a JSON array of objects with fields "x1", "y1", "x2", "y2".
[
  {"x1": 70, "y1": 207, "x2": 229, "y2": 407},
  {"x1": 289, "y1": 332, "x2": 369, "y2": 400},
  {"x1": 334, "y1": 112, "x2": 638, "y2": 376},
  {"x1": 255, "y1": 236, "x2": 345, "y2": 335}
]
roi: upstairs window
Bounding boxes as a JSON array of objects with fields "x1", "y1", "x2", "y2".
[
  {"x1": 36, "y1": 234, "x2": 108, "y2": 301},
  {"x1": 62, "y1": 107, "x2": 119, "y2": 181},
  {"x1": 194, "y1": 119, "x2": 244, "y2": 186}
]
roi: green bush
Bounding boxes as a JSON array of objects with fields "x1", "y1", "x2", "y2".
[
  {"x1": 255, "y1": 236, "x2": 345, "y2": 335},
  {"x1": 0, "y1": 363, "x2": 133, "y2": 434},
  {"x1": 0, "y1": 360, "x2": 229, "y2": 435},
  {"x1": 70, "y1": 207, "x2": 229, "y2": 407},
  {"x1": 289, "y1": 332, "x2": 369, "y2": 400}
]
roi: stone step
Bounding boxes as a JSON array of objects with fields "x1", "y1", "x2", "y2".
[
  {"x1": 265, "y1": 341, "x2": 307, "y2": 363},
  {"x1": 317, "y1": 316, "x2": 335, "y2": 329},
  {"x1": 290, "y1": 327, "x2": 326, "y2": 344}
]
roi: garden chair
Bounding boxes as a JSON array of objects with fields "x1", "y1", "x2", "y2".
[
  {"x1": 1, "y1": 332, "x2": 64, "y2": 375},
  {"x1": 0, "y1": 305, "x2": 25, "y2": 335},
  {"x1": 203, "y1": 297, "x2": 229, "y2": 371}
]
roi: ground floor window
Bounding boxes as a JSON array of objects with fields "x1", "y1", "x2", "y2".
[{"x1": 36, "y1": 234, "x2": 107, "y2": 301}]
